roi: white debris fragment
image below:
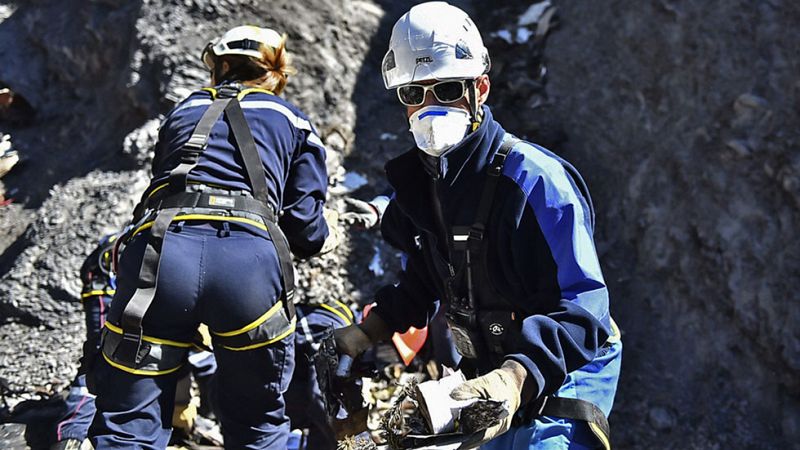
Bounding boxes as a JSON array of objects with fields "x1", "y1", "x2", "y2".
[
  {"x1": 369, "y1": 245, "x2": 384, "y2": 277},
  {"x1": 0, "y1": 5, "x2": 16, "y2": 23},
  {"x1": 415, "y1": 370, "x2": 476, "y2": 434},
  {"x1": 492, "y1": 29, "x2": 514, "y2": 44},
  {"x1": 344, "y1": 171, "x2": 368, "y2": 191},
  {"x1": 516, "y1": 27, "x2": 534, "y2": 44},
  {"x1": 518, "y1": 1, "x2": 552, "y2": 26},
  {"x1": 380, "y1": 132, "x2": 398, "y2": 141},
  {"x1": 0, "y1": 134, "x2": 12, "y2": 154},
  {"x1": 329, "y1": 171, "x2": 369, "y2": 195}
]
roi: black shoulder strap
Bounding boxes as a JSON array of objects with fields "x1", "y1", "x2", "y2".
[
  {"x1": 224, "y1": 99, "x2": 270, "y2": 205},
  {"x1": 165, "y1": 87, "x2": 270, "y2": 209},
  {"x1": 541, "y1": 397, "x2": 611, "y2": 450},
  {"x1": 167, "y1": 97, "x2": 232, "y2": 196},
  {"x1": 467, "y1": 133, "x2": 519, "y2": 248}
]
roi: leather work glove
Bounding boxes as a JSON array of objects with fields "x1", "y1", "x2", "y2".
[
  {"x1": 320, "y1": 208, "x2": 341, "y2": 254},
  {"x1": 333, "y1": 312, "x2": 393, "y2": 358},
  {"x1": 340, "y1": 197, "x2": 380, "y2": 229},
  {"x1": 333, "y1": 324, "x2": 373, "y2": 358},
  {"x1": 449, "y1": 360, "x2": 529, "y2": 449}
]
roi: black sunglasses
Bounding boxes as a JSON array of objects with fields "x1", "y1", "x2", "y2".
[{"x1": 396, "y1": 80, "x2": 469, "y2": 106}]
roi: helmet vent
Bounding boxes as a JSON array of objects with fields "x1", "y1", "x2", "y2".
[
  {"x1": 455, "y1": 40, "x2": 473, "y2": 60},
  {"x1": 383, "y1": 50, "x2": 396, "y2": 72}
]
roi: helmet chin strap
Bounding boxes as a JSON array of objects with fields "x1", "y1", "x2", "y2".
[{"x1": 467, "y1": 79, "x2": 481, "y2": 126}]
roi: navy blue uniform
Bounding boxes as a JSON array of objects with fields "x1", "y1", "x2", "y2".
[
  {"x1": 285, "y1": 302, "x2": 355, "y2": 450},
  {"x1": 52, "y1": 237, "x2": 116, "y2": 443},
  {"x1": 89, "y1": 86, "x2": 329, "y2": 449},
  {"x1": 371, "y1": 106, "x2": 621, "y2": 448}
]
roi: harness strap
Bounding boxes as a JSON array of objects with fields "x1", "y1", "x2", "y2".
[
  {"x1": 114, "y1": 90, "x2": 297, "y2": 369},
  {"x1": 153, "y1": 191, "x2": 276, "y2": 223},
  {"x1": 167, "y1": 98, "x2": 232, "y2": 195},
  {"x1": 273, "y1": 226, "x2": 296, "y2": 316},
  {"x1": 462, "y1": 134, "x2": 519, "y2": 310},
  {"x1": 113, "y1": 208, "x2": 180, "y2": 365},
  {"x1": 224, "y1": 98, "x2": 270, "y2": 206},
  {"x1": 467, "y1": 134, "x2": 519, "y2": 248},
  {"x1": 541, "y1": 397, "x2": 611, "y2": 450}
]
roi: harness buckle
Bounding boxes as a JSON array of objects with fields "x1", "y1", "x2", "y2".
[
  {"x1": 467, "y1": 226, "x2": 484, "y2": 242},
  {"x1": 216, "y1": 85, "x2": 241, "y2": 98},
  {"x1": 114, "y1": 329, "x2": 149, "y2": 366},
  {"x1": 184, "y1": 134, "x2": 207, "y2": 152},
  {"x1": 488, "y1": 152, "x2": 507, "y2": 177}
]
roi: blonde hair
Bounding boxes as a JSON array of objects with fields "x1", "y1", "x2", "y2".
[{"x1": 213, "y1": 34, "x2": 297, "y2": 94}]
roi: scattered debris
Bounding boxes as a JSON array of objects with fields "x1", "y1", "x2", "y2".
[
  {"x1": 492, "y1": 29, "x2": 514, "y2": 45},
  {"x1": 380, "y1": 132, "x2": 398, "y2": 141},
  {"x1": 515, "y1": 27, "x2": 534, "y2": 44},
  {"x1": 517, "y1": 0, "x2": 552, "y2": 26},
  {"x1": 375, "y1": 371, "x2": 508, "y2": 449},
  {"x1": 0, "y1": 88, "x2": 35, "y2": 125},
  {"x1": 330, "y1": 171, "x2": 369, "y2": 195},
  {"x1": 0, "y1": 134, "x2": 17, "y2": 179},
  {"x1": 337, "y1": 433, "x2": 379, "y2": 450},
  {"x1": 369, "y1": 245, "x2": 384, "y2": 276},
  {"x1": 0, "y1": 89, "x2": 11, "y2": 108},
  {"x1": 344, "y1": 172, "x2": 369, "y2": 192}
]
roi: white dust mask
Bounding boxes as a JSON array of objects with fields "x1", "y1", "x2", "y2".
[{"x1": 408, "y1": 106, "x2": 472, "y2": 157}]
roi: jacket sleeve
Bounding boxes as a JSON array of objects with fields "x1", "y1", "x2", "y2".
[
  {"x1": 278, "y1": 127, "x2": 329, "y2": 258},
  {"x1": 371, "y1": 200, "x2": 439, "y2": 333},
  {"x1": 500, "y1": 151, "x2": 611, "y2": 399},
  {"x1": 379, "y1": 198, "x2": 415, "y2": 253},
  {"x1": 150, "y1": 116, "x2": 170, "y2": 177}
]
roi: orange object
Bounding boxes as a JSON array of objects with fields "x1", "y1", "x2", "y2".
[{"x1": 363, "y1": 303, "x2": 428, "y2": 366}]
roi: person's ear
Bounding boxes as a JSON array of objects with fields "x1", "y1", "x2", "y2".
[{"x1": 476, "y1": 75, "x2": 491, "y2": 106}]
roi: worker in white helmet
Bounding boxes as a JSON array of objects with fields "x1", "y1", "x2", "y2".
[{"x1": 335, "y1": 2, "x2": 622, "y2": 449}]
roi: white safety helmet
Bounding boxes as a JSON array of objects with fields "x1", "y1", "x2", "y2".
[
  {"x1": 381, "y1": 2, "x2": 491, "y2": 89},
  {"x1": 201, "y1": 25, "x2": 283, "y2": 70}
]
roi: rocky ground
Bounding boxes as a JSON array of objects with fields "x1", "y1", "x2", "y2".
[{"x1": 0, "y1": 0, "x2": 798, "y2": 449}]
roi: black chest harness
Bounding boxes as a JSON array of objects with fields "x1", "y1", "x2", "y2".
[
  {"x1": 443, "y1": 135, "x2": 596, "y2": 369},
  {"x1": 434, "y1": 135, "x2": 611, "y2": 449},
  {"x1": 101, "y1": 85, "x2": 297, "y2": 375}
]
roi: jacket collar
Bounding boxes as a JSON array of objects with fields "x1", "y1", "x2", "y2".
[
  {"x1": 385, "y1": 105, "x2": 507, "y2": 227},
  {"x1": 388, "y1": 105, "x2": 505, "y2": 186},
  {"x1": 419, "y1": 105, "x2": 505, "y2": 186}
]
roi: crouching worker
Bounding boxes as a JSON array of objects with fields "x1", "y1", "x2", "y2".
[
  {"x1": 285, "y1": 301, "x2": 356, "y2": 449},
  {"x1": 89, "y1": 25, "x2": 333, "y2": 449},
  {"x1": 334, "y1": 3, "x2": 622, "y2": 449}
]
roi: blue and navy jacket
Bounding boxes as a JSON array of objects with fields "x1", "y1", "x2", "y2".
[
  {"x1": 372, "y1": 106, "x2": 616, "y2": 400},
  {"x1": 147, "y1": 86, "x2": 329, "y2": 258}
]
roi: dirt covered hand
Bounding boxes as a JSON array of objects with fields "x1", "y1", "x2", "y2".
[
  {"x1": 333, "y1": 312, "x2": 392, "y2": 358},
  {"x1": 340, "y1": 197, "x2": 380, "y2": 229},
  {"x1": 450, "y1": 360, "x2": 529, "y2": 448},
  {"x1": 332, "y1": 325, "x2": 372, "y2": 358}
]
